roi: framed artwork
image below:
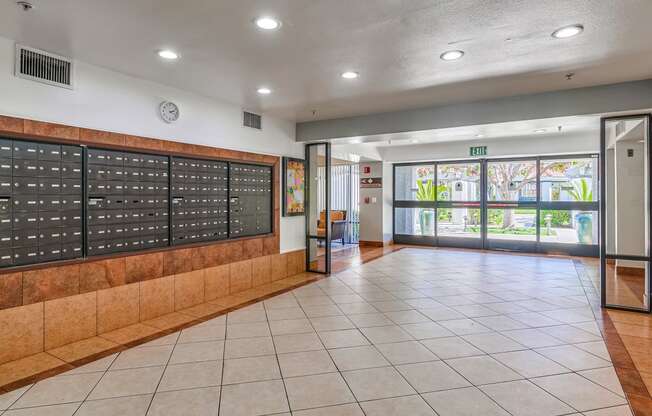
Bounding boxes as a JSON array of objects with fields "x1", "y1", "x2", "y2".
[{"x1": 282, "y1": 156, "x2": 306, "y2": 216}]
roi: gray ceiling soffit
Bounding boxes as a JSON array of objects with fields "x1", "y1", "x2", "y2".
[{"x1": 296, "y1": 79, "x2": 652, "y2": 142}]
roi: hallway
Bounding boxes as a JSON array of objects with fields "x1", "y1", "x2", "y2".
[{"x1": 0, "y1": 248, "x2": 635, "y2": 415}]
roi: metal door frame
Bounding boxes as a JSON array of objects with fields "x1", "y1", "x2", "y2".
[{"x1": 305, "y1": 142, "x2": 331, "y2": 274}]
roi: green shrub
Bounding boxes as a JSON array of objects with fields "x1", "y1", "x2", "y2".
[{"x1": 540, "y1": 210, "x2": 571, "y2": 227}]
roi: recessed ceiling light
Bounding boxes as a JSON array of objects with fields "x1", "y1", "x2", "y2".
[
  {"x1": 349, "y1": 138, "x2": 362, "y2": 144},
  {"x1": 257, "y1": 87, "x2": 272, "y2": 95},
  {"x1": 158, "y1": 49, "x2": 179, "y2": 60},
  {"x1": 255, "y1": 16, "x2": 280, "y2": 30},
  {"x1": 475, "y1": 134, "x2": 485, "y2": 138},
  {"x1": 534, "y1": 129, "x2": 547, "y2": 134},
  {"x1": 341, "y1": 71, "x2": 359, "y2": 79},
  {"x1": 440, "y1": 50, "x2": 464, "y2": 61},
  {"x1": 552, "y1": 24, "x2": 584, "y2": 39}
]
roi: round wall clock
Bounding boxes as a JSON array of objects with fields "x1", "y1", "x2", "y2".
[{"x1": 159, "y1": 101, "x2": 180, "y2": 123}]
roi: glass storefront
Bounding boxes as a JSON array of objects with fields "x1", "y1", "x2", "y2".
[{"x1": 393, "y1": 155, "x2": 599, "y2": 256}]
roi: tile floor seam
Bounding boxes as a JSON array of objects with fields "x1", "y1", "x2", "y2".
[
  {"x1": 0, "y1": 382, "x2": 34, "y2": 411},
  {"x1": 263, "y1": 299, "x2": 292, "y2": 416},
  {"x1": 291, "y1": 287, "x2": 362, "y2": 413},
  {"x1": 69, "y1": 353, "x2": 119, "y2": 415},
  {"x1": 141, "y1": 324, "x2": 179, "y2": 415},
  {"x1": 216, "y1": 312, "x2": 228, "y2": 416},
  {"x1": 528, "y1": 370, "x2": 627, "y2": 401},
  {"x1": 578, "y1": 369, "x2": 629, "y2": 398},
  {"x1": 5, "y1": 401, "x2": 85, "y2": 413},
  {"x1": 315, "y1": 293, "x2": 446, "y2": 413},
  {"x1": 366, "y1": 264, "x2": 595, "y2": 415}
]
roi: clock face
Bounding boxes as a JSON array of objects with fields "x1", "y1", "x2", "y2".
[{"x1": 159, "y1": 101, "x2": 180, "y2": 123}]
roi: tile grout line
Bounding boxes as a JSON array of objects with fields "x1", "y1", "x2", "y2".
[
  {"x1": 292, "y1": 284, "x2": 366, "y2": 415},
  {"x1": 262, "y1": 298, "x2": 294, "y2": 415},
  {"x1": 141, "y1": 322, "x2": 179, "y2": 415},
  {"x1": 331, "y1": 252, "x2": 621, "y2": 415},
  {"x1": 331, "y1": 264, "x2": 517, "y2": 415},
  {"x1": 70, "y1": 352, "x2": 120, "y2": 415},
  {"x1": 216, "y1": 311, "x2": 227, "y2": 416}
]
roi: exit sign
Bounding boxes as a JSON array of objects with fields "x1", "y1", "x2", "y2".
[{"x1": 470, "y1": 146, "x2": 487, "y2": 157}]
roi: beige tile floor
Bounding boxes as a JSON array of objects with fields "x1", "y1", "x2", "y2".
[{"x1": 0, "y1": 249, "x2": 634, "y2": 415}]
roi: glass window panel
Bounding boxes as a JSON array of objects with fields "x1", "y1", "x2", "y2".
[
  {"x1": 487, "y1": 208, "x2": 536, "y2": 241},
  {"x1": 395, "y1": 208, "x2": 435, "y2": 236},
  {"x1": 605, "y1": 260, "x2": 649, "y2": 310},
  {"x1": 604, "y1": 117, "x2": 649, "y2": 257},
  {"x1": 395, "y1": 165, "x2": 435, "y2": 201},
  {"x1": 437, "y1": 208, "x2": 481, "y2": 238},
  {"x1": 437, "y1": 163, "x2": 481, "y2": 201},
  {"x1": 540, "y1": 158, "x2": 598, "y2": 202},
  {"x1": 539, "y1": 210, "x2": 598, "y2": 245},
  {"x1": 487, "y1": 160, "x2": 537, "y2": 202}
]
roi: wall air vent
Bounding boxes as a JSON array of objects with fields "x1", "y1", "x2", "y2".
[
  {"x1": 15, "y1": 44, "x2": 74, "y2": 89},
  {"x1": 243, "y1": 111, "x2": 262, "y2": 130}
]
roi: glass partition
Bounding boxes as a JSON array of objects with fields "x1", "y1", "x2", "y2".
[
  {"x1": 306, "y1": 143, "x2": 330, "y2": 274},
  {"x1": 602, "y1": 115, "x2": 650, "y2": 312}
]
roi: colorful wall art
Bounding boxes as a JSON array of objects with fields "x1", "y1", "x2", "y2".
[{"x1": 282, "y1": 157, "x2": 306, "y2": 216}]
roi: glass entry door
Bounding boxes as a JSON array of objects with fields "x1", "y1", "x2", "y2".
[
  {"x1": 485, "y1": 159, "x2": 538, "y2": 252},
  {"x1": 436, "y1": 162, "x2": 482, "y2": 248},
  {"x1": 393, "y1": 154, "x2": 600, "y2": 256},
  {"x1": 306, "y1": 143, "x2": 331, "y2": 274},
  {"x1": 393, "y1": 164, "x2": 436, "y2": 245},
  {"x1": 601, "y1": 115, "x2": 651, "y2": 312}
]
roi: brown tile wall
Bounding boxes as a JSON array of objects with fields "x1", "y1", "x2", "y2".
[
  {"x1": 0, "y1": 115, "x2": 306, "y2": 365},
  {"x1": 0, "y1": 115, "x2": 286, "y2": 309},
  {"x1": 0, "y1": 250, "x2": 304, "y2": 365}
]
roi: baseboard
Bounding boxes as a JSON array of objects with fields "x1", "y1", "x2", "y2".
[
  {"x1": 616, "y1": 265, "x2": 646, "y2": 277},
  {"x1": 359, "y1": 240, "x2": 393, "y2": 247}
]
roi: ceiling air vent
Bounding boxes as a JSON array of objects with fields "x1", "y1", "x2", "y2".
[
  {"x1": 243, "y1": 111, "x2": 262, "y2": 130},
  {"x1": 15, "y1": 44, "x2": 74, "y2": 89}
]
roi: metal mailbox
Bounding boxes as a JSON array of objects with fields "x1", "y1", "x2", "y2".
[{"x1": 171, "y1": 156, "x2": 229, "y2": 246}]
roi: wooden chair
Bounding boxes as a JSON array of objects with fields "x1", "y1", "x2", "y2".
[{"x1": 317, "y1": 210, "x2": 347, "y2": 244}]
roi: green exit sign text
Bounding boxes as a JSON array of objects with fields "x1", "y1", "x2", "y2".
[{"x1": 470, "y1": 146, "x2": 487, "y2": 157}]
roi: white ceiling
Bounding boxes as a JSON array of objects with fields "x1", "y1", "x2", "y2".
[
  {"x1": 332, "y1": 115, "x2": 600, "y2": 147},
  {"x1": 1, "y1": 0, "x2": 652, "y2": 122}
]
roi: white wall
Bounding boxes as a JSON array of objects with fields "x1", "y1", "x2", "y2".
[
  {"x1": 359, "y1": 162, "x2": 382, "y2": 242},
  {"x1": 0, "y1": 36, "x2": 304, "y2": 252},
  {"x1": 382, "y1": 162, "x2": 393, "y2": 242},
  {"x1": 331, "y1": 143, "x2": 382, "y2": 162},
  {"x1": 377, "y1": 132, "x2": 599, "y2": 163},
  {"x1": 359, "y1": 161, "x2": 392, "y2": 243},
  {"x1": 615, "y1": 140, "x2": 646, "y2": 263}
]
